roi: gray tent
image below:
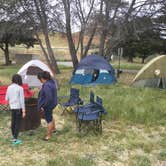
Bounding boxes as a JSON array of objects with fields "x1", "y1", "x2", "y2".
[{"x1": 132, "y1": 55, "x2": 166, "y2": 89}]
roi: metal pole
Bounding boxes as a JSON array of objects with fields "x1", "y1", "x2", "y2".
[{"x1": 117, "y1": 47, "x2": 123, "y2": 78}]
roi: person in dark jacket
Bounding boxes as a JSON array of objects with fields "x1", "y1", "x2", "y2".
[{"x1": 37, "y1": 71, "x2": 57, "y2": 141}]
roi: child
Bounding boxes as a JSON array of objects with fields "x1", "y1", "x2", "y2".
[
  {"x1": 37, "y1": 71, "x2": 57, "y2": 141},
  {"x1": 5, "y1": 74, "x2": 26, "y2": 145}
]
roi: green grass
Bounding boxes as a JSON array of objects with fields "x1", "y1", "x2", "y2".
[
  {"x1": 129, "y1": 155, "x2": 151, "y2": 166},
  {"x1": 69, "y1": 84, "x2": 166, "y2": 125},
  {"x1": 158, "y1": 150, "x2": 166, "y2": 161},
  {"x1": 0, "y1": 65, "x2": 21, "y2": 84},
  {"x1": 47, "y1": 155, "x2": 95, "y2": 166},
  {"x1": 112, "y1": 61, "x2": 144, "y2": 70},
  {"x1": 0, "y1": 66, "x2": 165, "y2": 165}
]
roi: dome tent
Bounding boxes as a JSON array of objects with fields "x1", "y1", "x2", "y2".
[
  {"x1": 132, "y1": 55, "x2": 166, "y2": 89},
  {"x1": 18, "y1": 60, "x2": 54, "y2": 87},
  {"x1": 70, "y1": 54, "x2": 116, "y2": 85}
]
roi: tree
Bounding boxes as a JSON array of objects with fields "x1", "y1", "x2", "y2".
[
  {"x1": 61, "y1": 0, "x2": 99, "y2": 68},
  {"x1": 121, "y1": 16, "x2": 166, "y2": 63},
  {"x1": 104, "y1": 0, "x2": 166, "y2": 61},
  {"x1": 62, "y1": 0, "x2": 79, "y2": 69},
  {"x1": 73, "y1": 0, "x2": 98, "y2": 59},
  {"x1": 7, "y1": 0, "x2": 61, "y2": 74},
  {"x1": 0, "y1": 21, "x2": 37, "y2": 65},
  {"x1": 154, "y1": 0, "x2": 166, "y2": 39},
  {"x1": 98, "y1": 0, "x2": 129, "y2": 56}
]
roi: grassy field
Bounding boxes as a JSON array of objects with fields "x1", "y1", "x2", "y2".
[
  {"x1": 112, "y1": 61, "x2": 144, "y2": 70},
  {"x1": 0, "y1": 65, "x2": 166, "y2": 166}
]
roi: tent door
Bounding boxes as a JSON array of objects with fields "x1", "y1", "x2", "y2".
[
  {"x1": 157, "y1": 77, "x2": 166, "y2": 89},
  {"x1": 26, "y1": 66, "x2": 43, "y2": 75}
]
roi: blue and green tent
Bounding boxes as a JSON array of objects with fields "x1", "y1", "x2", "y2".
[{"x1": 70, "y1": 54, "x2": 116, "y2": 85}]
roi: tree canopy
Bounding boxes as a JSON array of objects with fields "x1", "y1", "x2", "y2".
[
  {"x1": 0, "y1": 21, "x2": 37, "y2": 65},
  {"x1": 0, "y1": 0, "x2": 166, "y2": 67}
]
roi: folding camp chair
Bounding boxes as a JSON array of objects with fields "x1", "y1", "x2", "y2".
[
  {"x1": 75, "y1": 94, "x2": 106, "y2": 134},
  {"x1": 79, "y1": 91, "x2": 95, "y2": 109},
  {"x1": 74, "y1": 91, "x2": 94, "y2": 126},
  {"x1": 60, "y1": 88, "x2": 83, "y2": 115}
]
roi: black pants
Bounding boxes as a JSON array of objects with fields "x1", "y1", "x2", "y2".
[{"x1": 11, "y1": 109, "x2": 22, "y2": 139}]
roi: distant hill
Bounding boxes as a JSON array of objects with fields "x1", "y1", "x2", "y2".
[{"x1": 0, "y1": 32, "x2": 100, "y2": 62}]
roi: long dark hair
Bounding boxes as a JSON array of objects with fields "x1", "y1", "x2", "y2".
[
  {"x1": 12, "y1": 74, "x2": 23, "y2": 85},
  {"x1": 37, "y1": 71, "x2": 52, "y2": 81}
]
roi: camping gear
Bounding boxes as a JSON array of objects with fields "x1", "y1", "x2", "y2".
[
  {"x1": 17, "y1": 60, "x2": 54, "y2": 87},
  {"x1": 20, "y1": 98, "x2": 41, "y2": 131},
  {"x1": 0, "y1": 84, "x2": 40, "y2": 131},
  {"x1": 70, "y1": 54, "x2": 116, "y2": 85},
  {"x1": 132, "y1": 55, "x2": 166, "y2": 89},
  {"x1": 74, "y1": 93, "x2": 106, "y2": 134},
  {"x1": 0, "y1": 84, "x2": 34, "y2": 111},
  {"x1": 77, "y1": 91, "x2": 95, "y2": 110},
  {"x1": 59, "y1": 88, "x2": 83, "y2": 115}
]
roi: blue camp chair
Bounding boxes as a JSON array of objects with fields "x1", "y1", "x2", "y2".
[
  {"x1": 60, "y1": 88, "x2": 83, "y2": 115},
  {"x1": 75, "y1": 94, "x2": 106, "y2": 134},
  {"x1": 78, "y1": 91, "x2": 95, "y2": 109}
]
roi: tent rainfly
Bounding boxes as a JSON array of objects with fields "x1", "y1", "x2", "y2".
[
  {"x1": 17, "y1": 60, "x2": 54, "y2": 87},
  {"x1": 132, "y1": 55, "x2": 166, "y2": 89},
  {"x1": 70, "y1": 54, "x2": 116, "y2": 85}
]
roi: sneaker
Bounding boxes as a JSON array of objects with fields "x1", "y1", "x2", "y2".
[{"x1": 12, "y1": 139, "x2": 23, "y2": 145}]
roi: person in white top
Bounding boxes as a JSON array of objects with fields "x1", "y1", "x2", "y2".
[{"x1": 6, "y1": 74, "x2": 26, "y2": 145}]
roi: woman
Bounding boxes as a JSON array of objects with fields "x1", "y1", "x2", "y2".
[
  {"x1": 5, "y1": 74, "x2": 26, "y2": 145},
  {"x1": 37, "y1": 71, "x2": 57, "y2": 141}
]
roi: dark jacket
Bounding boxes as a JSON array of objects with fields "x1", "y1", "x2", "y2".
[{"x1": 38, "y1": 79, "x2": 57, "y2": 110}]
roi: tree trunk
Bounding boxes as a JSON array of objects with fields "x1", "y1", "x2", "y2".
[
  {"x1": 35, "y1": 33, "x2": 53, "y2": 70},
  {"x1": 63, "y1": 0, "x2": 78, "y2": 69},
  {"x1": 4, "y1": 43, "x2": 10, "y2": 65},
  {"x1": 44, "y1": 32, "x2": 60, "y2": 74},
  {"x1": 99, "y1": 31, "x2": 107, "y2": 56},
  {"x1": 66, "y1": 30, "x2": 79, "y2": 69},
  {"x1": 98, "y1": 0, "x2": 111, "y2": 56},
  {"x1": 141, "y1": 54, "x2": 146, "y2": 63},
  {"x1": 34, "y1": 0, "x2": 60, "y2": 74},
  {"x1": 128, "y1": 55, "x2": 133, "y2": 62},
  {"x1": 82, "y1": 23, "x2": 97, "y2": 59},
  {"x1": 80, "y1": 32, "x2": 84, "y2": 59}
]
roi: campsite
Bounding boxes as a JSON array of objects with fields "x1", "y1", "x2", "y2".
[
  {"x1": 0, "y1": 59, "x2": 166, "y2": 165},
  {"x1": 0, "y1": 0, "x2": 166, "y2": 166}
]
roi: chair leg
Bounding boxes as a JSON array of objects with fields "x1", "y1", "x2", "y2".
[
  {"x1": 78, "y1": 114, "x2": 85, "y2": 132},
  {"x1": 78, "y1": 119, "x2": 82, "y2": 132},
  {"x1": 94, "y1": 115, "x2": 102, "y2": 134},
  {"x1": 98, "y1": 115, "x2": 102, "y2": 134},
  {"x1": 75, "y1": 113, "x2": 79, "y2": 130}
]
